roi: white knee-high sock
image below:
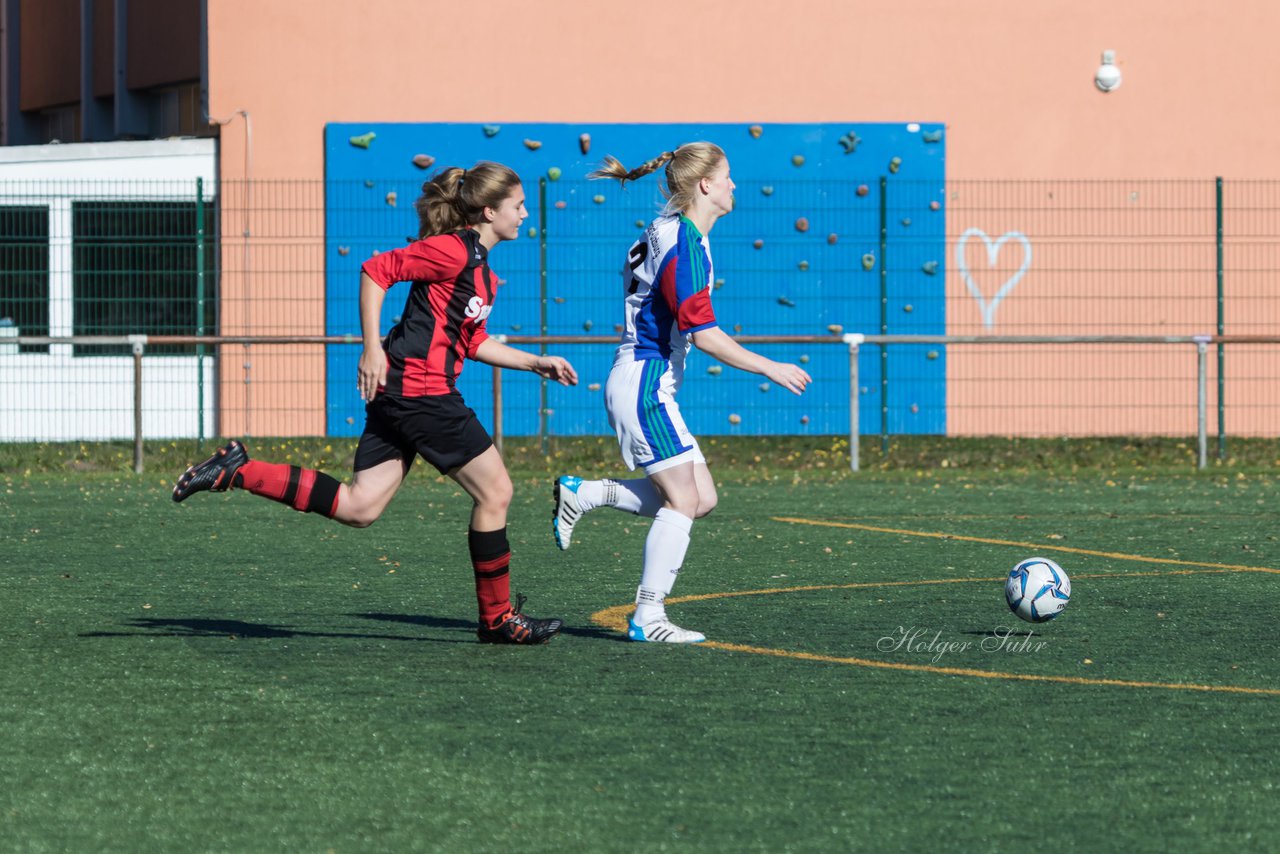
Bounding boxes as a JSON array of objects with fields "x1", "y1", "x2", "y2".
[
  {"x1": 633, "y1": 507, "x2": 693, "y2": 625},
  {"x1": 576, "y1": 478, "x2": 662, "y2": 517}
]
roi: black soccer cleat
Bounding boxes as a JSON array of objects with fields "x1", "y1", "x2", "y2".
[
  {"x1": 477, "y1": 594, "x2": 563, "y2": 644},
  {"x1": 172, "y1": 440, "x2": 249, "y2": 503}
]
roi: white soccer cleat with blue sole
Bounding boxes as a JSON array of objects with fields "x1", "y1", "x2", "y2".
[
  {"x1": 553, "y1": 475, "x2": 584, "y2": 550},
  {"x1": 627, "y1": 618, "x2": 706, "y2": 644}
]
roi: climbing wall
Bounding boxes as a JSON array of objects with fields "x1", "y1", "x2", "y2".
[{"x1": 324, "y1": 122, "x2": 946, "y2": 438}]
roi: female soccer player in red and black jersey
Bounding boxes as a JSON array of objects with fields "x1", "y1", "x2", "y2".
[{"x1": 174, "y1": 161, "x2": 577, "y2": 644}]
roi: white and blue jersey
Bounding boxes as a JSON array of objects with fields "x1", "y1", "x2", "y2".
[{"x1": 606, "y1": 214, "x2": 718, "y2": 472}]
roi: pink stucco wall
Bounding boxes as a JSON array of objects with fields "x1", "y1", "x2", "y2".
[
  {"x1": 208, "y1": 1, "x2": 1280, "y2": 180},
  {"x1": 204, "y1": 1, "x2": 1280, "y2": 436}
]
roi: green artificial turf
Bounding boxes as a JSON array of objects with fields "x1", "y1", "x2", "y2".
[{"x1": 2, "y1": 459, "x2": 1278, "y2": 851}]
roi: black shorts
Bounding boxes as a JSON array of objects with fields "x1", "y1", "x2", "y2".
[{"x1": 353, "y1": 393, "x2": 494, "y2": 475}]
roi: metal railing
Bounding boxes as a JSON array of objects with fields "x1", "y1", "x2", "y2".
[{"x1": 8, "y1": 332, "x2": 1267, "y2": 473}]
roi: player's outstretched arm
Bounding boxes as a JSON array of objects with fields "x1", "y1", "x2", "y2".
[
  {"x1": 689, "y1": 326, "x2": 812, "y2": 395},
  {"x1": 473, "y1": 338, "x2": 579, "y2": 386},
  {"x1": 357, "y1": 273, "x2": 389, "y2": 401}
]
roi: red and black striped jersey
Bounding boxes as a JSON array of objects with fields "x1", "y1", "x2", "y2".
[{"x1": 361, "y1": 229, "x2": 495, "y2": 397}]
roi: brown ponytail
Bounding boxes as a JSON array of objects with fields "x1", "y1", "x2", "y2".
[{"x1": 414, "y1": 161, "x2": 521, "y2": 239}]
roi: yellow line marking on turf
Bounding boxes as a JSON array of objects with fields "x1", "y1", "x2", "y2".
[
  {"x1": 696, "y1": 641, "x2": 1280, "y2": 696},
  {"x1": 773, "y1": 516, "x2": 1280, "y2": 573},
  {"x1": 589, "y1": 520, "x2": 1280, "y2": 696}
]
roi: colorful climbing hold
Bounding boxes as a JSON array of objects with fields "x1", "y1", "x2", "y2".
[
  {"x1": 385, "y1": 191, "x2": 397, "y2": 207},
  {"x1": 412, "y1": 154, "x2": 435, "y2": 169},
  {"x1": 527, "y1": 227, "x2": 538, "y2": 238},
  {"x1": 797, "y1": 260, "x2": 809, "y2": 271},
  {"x1": 777, "y1": 296, "x2": 796, "y2": 307},
  {"x1": 337, "y1": 246, "x2": 350, "y2": 256},
  {"x1": 800, "y1": 415, "x2": 810, "y2": 425},
  {"x1": 856, "y1": 184, "x2": 870, "y2": 197},
  {"x1": 588, "y1": 383, "x2": 601, "y2": 392},
  {"x1": 579, "y1": 133, "x2": 591, "y2": 154},
  {"x1": 761, "y1": 186, "x2": 774, "y2": 196},
  {"x1": 861, "y1": 253, "x2": 876, "y2": 271},
  {"x1": 921, "y1": 261, "x2": 938, "y2": 275},
  {"x1": 791, "y1": 154, "x2": 806, "y2": 167},
  {"x1": 922, "y1": 130, "x2": 943, "y2": 143},
  {"x1": 795, "y1": 217, "x2": 809, "y2": 232},
  {"x1": 523, "y1": 139, "x2": 542, "y2": 150},
  {"x1": 827, "y1": 324, "x2": 844, "y2": 335},
  {"x1": 482, "y1": 124, "x2": 501, "y2": 137},
  {"x1": 901, "y1": 217, "x2": 912, "y2": 227},
  {"x1": 348, "y1": 132, "x2": 375, "y2": 149},
  {"x1": 930, "y1": 200, "x2": 941, "y2": 211},
  {"x1": 827, "y1": 233, "x2": 838, "y2": 245},
  {"x1": 583, "y1": 320, "x2": 593, "y2": 331},
  {"x1": 547, "y1": 167, "x2": 562, "y2": 181},
  {"x1": 728, "y1": 413, "x2": 742, "y2": 425},
  {"x1": 889, "y1": 156, "x2": 902, "y2": 174},
  {"x1": 838, "y1": 131, "x2": 861, "y2": 154},
  {"x1": 748, "y1": 125, "x2": 763, "y2": 138},
  {"x1": 555, "y1": 200, "x2": 567, "y2": 209},
  {"x1": 799, "y1": 354, "x2": 810, "y2": 364},
  {"x1": 707, "y1": 365, "x2": 723, "y2": 376},
  {"x1": 592, "y1": 194, "x2": 606, "y2": 204},
  {"x1": 759, "y1": 383, "x2": 771, "y2": 393},
  {"x1": 753, "y1": 239, "x2": 764, "y2": 249}
]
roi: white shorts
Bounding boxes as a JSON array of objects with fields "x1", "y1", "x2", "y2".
[{"x1": 605, "y1": 358, "x2": 705, "y2": 473}]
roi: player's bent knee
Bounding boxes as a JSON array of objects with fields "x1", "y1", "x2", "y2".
[
  {"x1": 339, "y1": 509, "x2": 380, "y2": 529},
  {"x1": 475, "y1": 495, "x2": 512, "y2": 516},
  {"x1": 334, "y1": 498, "x2": 386, "y2": 528}
]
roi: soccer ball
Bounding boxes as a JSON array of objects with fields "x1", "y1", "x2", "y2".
[{"x1": 1005, "y1": 557, "x2": 1071, "y2": 623}]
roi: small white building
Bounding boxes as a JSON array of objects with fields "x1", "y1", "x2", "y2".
[{"x1": 0, "y1": 138, "x2": 217, "y2": 440}]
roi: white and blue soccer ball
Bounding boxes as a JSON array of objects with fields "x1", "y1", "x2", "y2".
[{"x1": 1005, "y1": 557, "x2": 1071, "y2": 623}]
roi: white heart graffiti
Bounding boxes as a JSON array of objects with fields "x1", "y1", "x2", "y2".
[{"x1": 956, "y1": 228, "x2": 1032, "y2": 329}]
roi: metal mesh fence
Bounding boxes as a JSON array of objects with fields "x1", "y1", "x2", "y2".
[{"x1": 3, "y1": 177, "x2": 1280, "y2": 444}]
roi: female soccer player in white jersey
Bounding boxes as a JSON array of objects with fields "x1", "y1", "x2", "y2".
[{"x1": 555, "y1": 142, "x2": 811, "y2": 643}]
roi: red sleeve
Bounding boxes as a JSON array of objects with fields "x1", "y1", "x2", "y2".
[
  {"x1": 360, "y1": 234, "x2": 468, "y2": 290},
  {"x1": 676, "y1": 288, "x2": 717, "y2": 332},
  {"x1": 467, "y1": 324, "x2": 490, "y2": 358}
]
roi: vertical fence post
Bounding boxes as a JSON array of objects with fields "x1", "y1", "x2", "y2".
[
  {"x1": 195, "y1": 176, "x2": 206, "y2": 453},
  {"x1": 130, "y1": 335, "x2": 147, "y2": 473},
  {"x1": 875, "y1": 175, "x2": 885, "y2": 460},
  {"x1": 1196, "y1": 337, "x2": 1209, "y2": 470},
  {"x1": 844, "y1": 334, "x2": 864, "y2": 471},
  {"x1": 492, "y1": 363, "x2": 504, "y2": 456},
  {"x1": 1215, "y1": 177, "x2": 1225, "y2": 461},
  {"x1": 538, "y1": 178, "x2": 549, "y2": 454},
  {"x1": 879, "y1": 176, "x2": 889, "y2": 456}
]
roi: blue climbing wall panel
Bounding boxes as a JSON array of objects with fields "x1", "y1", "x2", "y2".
[{"x1": 324, "y1": 122, "x2": 946, "y2": 438}]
